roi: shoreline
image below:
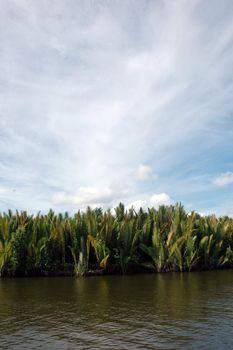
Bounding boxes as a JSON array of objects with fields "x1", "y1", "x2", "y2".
[{"x1": 1, "y1": 265, "x2": 232, "y2": 278}]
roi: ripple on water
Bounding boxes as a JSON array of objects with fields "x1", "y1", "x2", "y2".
[{"x1": 0, "y1": 271, "x2": 233, "y2": 349}]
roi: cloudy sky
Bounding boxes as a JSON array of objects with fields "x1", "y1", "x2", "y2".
[{"x1": 1, "y1": 0, "x2": 233, "y2": 215}]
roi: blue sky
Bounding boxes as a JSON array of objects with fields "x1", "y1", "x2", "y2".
[{"x1": 0, "y1": 0, "x2": 233, "y2": 215}]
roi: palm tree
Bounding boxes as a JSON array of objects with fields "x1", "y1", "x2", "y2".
[{"x1": 0, "y1": 215, "x2": 12, "y2": 276}]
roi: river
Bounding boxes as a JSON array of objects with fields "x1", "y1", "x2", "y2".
[{"x1": 0, "y1": 270, "x2": 232, "y2": 349}]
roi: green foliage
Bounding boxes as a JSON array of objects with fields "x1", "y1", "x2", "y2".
[
  {"x1": 0, "y1": 203, "x2": 232, "y2": 277},
  {"x1": 10, "y1": 226, "x2": 28, "y2": 275}
]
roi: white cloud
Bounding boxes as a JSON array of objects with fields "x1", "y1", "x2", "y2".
[
  {"x1": 126, "y1": 199, "x2": 147, "y2": 211},
  {"x1": 126, "y1": 193, "x2": 172, "y2": 211},
  {"x1": 213, "y1": 172, "x2": 233, "y2": 187},
  {"x1": 149, "y1": 193, "x2": 171, "y2": 207},
  {"x1": 52, "y1": 186, "x2": 129, "y2": 209},
  {"x1": 135, "y1": 164, "x2": 154, "y2": 181},
  {"x1": 0, "y1": 1, "x2": 233, "y2": 214},
  {"x1": 198, "y1": 212, "x2": 208, "y2": 217}
]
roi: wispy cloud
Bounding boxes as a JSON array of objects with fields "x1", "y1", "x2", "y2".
[
  {"x1": 213, "y1": 172, "x2": 233, "y2": 187},
  {"x1": 135, "y1": 164, "x2": 154, "y2": 181},
  {"x1": 0, "y1": 0, "x2": 233, "y2": 214}
]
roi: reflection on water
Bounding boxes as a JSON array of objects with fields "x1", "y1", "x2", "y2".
[{"x1": 0, "y1": 271, "x2": 233, "y2": 349}]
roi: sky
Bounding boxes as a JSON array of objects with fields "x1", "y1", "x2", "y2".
[{"x1": 0, "y1": 0, "x2": 233, "y2": 216}]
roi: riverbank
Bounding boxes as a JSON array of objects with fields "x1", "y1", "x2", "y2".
[
  {"x1": 0, "y1": 203, "x2": 233, "y2": 277},
  {"x1": 1, "y1": 263, "x2": 232, "y2": 278}
]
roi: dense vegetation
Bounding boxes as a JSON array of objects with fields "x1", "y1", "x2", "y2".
[{"x1": 0, "y1": 203, "x2": 233, "y2": 277}]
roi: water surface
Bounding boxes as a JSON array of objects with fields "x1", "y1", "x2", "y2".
[{"x1": 0, "y1": 271, "x2": 233, "y2": 349}]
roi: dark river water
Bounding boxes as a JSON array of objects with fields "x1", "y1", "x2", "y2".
[{"x1": 0, "y1": 270, "x2": 233, "y2": 349}]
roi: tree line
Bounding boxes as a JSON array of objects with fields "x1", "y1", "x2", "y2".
[{"x1": 0, "y1": 203, "x2": 233, "y2": 277}]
